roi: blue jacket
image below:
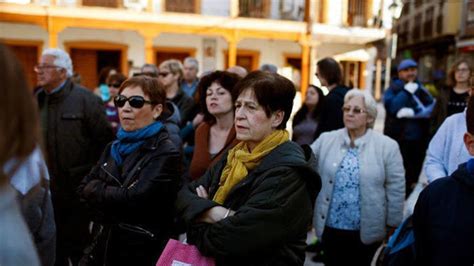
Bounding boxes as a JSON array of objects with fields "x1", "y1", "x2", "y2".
[{"x1": 383, "y1": 78, "x2": 434, "y2": 141}]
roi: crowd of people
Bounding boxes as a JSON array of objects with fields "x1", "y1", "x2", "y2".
[{"x1": 0, "y1": 41, "x2": 473, "y2": 266}]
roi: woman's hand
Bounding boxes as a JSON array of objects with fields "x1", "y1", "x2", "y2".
[
  {"x1": 195, "y1": 185, "x2": 235, "y2": 223},
  {"x1": 196, "y1": 206, "x2": 235, "y2": 224},
  {"x1": 196, "y1": 185, "x2": 209, "y2": 199}
]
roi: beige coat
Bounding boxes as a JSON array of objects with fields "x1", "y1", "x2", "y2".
[{"x1": 310, "y1": 128, "x2": 405, "y2": 244}]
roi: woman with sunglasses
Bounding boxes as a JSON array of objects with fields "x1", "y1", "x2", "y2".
[
  {"x1": 77, "y1": 76, "x2": 182, "y2": 266},
  {"x1": 105, "y1": 73, "x2": 127, "y2": 134},
  {"x1": 189, "y1": 71, "x2": 241, "y2": 180},
  {"x1": 310, "y1": 89, "x2": 405, "y2": 266},
  {"x1": 159, "y1": 59, "x2": 197, "y2": 127}
]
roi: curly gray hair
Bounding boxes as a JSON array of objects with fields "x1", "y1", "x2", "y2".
[
  {"x1": 344, "y1": 89, "x2": 378, "y2": 128},
  {"x1": 42, "y1": 48, "x2": 73, "y2": 77}
]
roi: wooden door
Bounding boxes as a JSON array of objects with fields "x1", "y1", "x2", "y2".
[
  {"x1": 70, "y1": 48, "x2": 121, "y2": 90},
  {"x1": 7, "y1": 44, "x2": 39, "y2": 90}
]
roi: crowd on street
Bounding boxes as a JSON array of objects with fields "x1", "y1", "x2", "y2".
[{"x1": 1, "y1": 43, "x2": 473, "y2": 266}]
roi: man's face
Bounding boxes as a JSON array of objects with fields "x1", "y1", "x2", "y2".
[
  {"x1": 35, "y1": 55, "x2": 67, "y2": 92},
  {"x1": 183, "y1": 62, "x2": 198, "y2": 81},
  {"x1": 398, "y1": 67, "x2": 418, "y2": 83}
]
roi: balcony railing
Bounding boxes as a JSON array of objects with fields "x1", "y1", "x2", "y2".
[
  {"x1": 347, "y1": 0, "x2": 367, "y2": 27},
  {"x1": 238, "y1": 0, "x2": 305, "y2": 21}
]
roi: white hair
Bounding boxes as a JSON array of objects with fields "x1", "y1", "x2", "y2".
[
  {"x1": 183, "y1": 57, "x2": 199, "y2": 71},
  {"x1": 344, "y1": 89, "x2": 378, "y2": 128},
  {"x1": 42, "y1": 48, "x2": 73, "y2": 77}
]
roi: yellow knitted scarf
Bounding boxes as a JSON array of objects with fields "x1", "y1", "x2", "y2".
[{"x1": 212, "y1": 129, "x2": 289, "y2": 204}]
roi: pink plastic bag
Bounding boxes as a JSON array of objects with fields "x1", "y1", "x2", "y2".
[{"x1": 156, "y1": 239, "x2": 215, "y2": 266}]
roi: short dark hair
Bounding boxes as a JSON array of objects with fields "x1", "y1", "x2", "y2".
[
  {"x1": 234, "y1": 71, "x2": 295, "y2": 129},
  {"x1": 118, "y1": 76, "x2": 167, "y2": 111},
  {"x1": 317, "y1": 57, "x2": 342, "y2": 86},
  {"x1": 197, "y1": 71, "x2": 241, "y2": 123},
  {"x1": 467, "y1": 96, "x2": 474, "y2": 135}
]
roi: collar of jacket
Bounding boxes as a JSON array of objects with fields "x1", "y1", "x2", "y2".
[
  {"x1": 37, "y1": 79, "x2": 73, "y2": 104},
  {"x1": 169, "y1": 88, "x2": 185, "y2": 102},
  {"x1": 341, "y1": 127, "x2": 372, "y2": 148},
  {"x1": 453, "y1": 161, "x2": 474, "y2": 189},
  {"x1": 138, "y1": 128, "x2": 170, "y2": 151},
  {"x1": 215, "y1": 140, "x2": 321, "y2": 206}
]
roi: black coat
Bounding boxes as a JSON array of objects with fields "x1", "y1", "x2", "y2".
[
  {"x1": 36, "y1": 79, "x2": 113, "y2": 199},
  {"x1": 78, "y1": 129, "x2": 182, "y2": 266},
  {"x1": 413, "y1": 162, "x2": 474, "y2": 266},
  {"x1": 176, "y1": 141, "x2": 321, "y2": 266},
  {"x1": 313, "y1": 85, "x2": 350, "y2": 140}
]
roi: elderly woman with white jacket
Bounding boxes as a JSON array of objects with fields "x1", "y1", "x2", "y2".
[{"x1": 310, "y1": 89, "x2": 405, "y2": 266}]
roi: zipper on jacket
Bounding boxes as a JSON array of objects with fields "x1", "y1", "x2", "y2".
[
  {"x1": 101, "y1": 165, "x2": 123, "y2": 187},
  {"x1": 118, "y1": 223, "x2": 155, "y2": 238}
]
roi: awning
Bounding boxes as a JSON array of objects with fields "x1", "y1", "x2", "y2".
[{"x1": 333, "y1": 49, "x2": 370, "y2": 62}]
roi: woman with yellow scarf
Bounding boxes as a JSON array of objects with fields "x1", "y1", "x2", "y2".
[{"x1": 177, "y1": 71, "x2": 321, "y2": 265}]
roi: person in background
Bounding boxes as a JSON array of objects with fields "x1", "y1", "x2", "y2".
[
  {"x1": 177, "y1": 71, "x2": 321, "y2": 265},
  {"x1": 181, "y1": 57, "x2": 200, "y2": 98},
  {"x1": 105, "y1": 73, "x2": 127, "y2": 134},
  {"x1": 78, "y1": 76, "x2": 182, "y2": 265},
  {"x1": 383, "y1": 58, "x2": 435, "y2": 196},
  {"x1": 424, "y1": 77, "x2": 474, "y2": 183},
  {"x1": 141, "y1": 63, "x2": 159, "y2": 78},
  {"x1": 35, "y1": 48, "x2": 113, "y2": 265},
  {"x1": 413, "y1": 95, "x2": 474, "y2": 266},
  {"x1": 227, "y1": 65, "x2": 248, "y2": 78},
  {"x1": 189, "y1": 71, "x2": 241, "y2": 180},
  {"x1": 95, "y1": 66, "x2": 117, "y2": 101},
  {"x1": 159, "y1": 59, "x2": 197, "y2": 126},
  {"x1": 431, "y1": 58, "x2": 472, "y2": 133},
  {"x1": 292, "y1": 85, "x2": 325, "y2": 145},
  {"x1": 0, "y1": 43, "x2": 48, "y2": 266},
  {"x1": 313, "y1": 57, "x2": 350, "y2": 140},
  {"x1": 260, "y1": 63, "x2": 278, "y2": 74},
  {"x1": 311, "y1": 89, "x2": 405, "y2": 266}
]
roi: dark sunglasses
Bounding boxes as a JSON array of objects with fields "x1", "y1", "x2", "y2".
[
  {"x1": 108, "y1": 82, "x2": 121, "y2": 88},
  {"x1": 158, "y1": 72, "x2": 171, "y2": 77},
  {"x1": 114, "y1": 95, "x2": 153, "y2": 108}
]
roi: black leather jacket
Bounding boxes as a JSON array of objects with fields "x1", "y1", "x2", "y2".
[
  {"x1": 78, "y1": 129, "x2": 182, "y2": 265},
  {"x1": 36, "y1": 79, "x2": 113, "y2": 198}
]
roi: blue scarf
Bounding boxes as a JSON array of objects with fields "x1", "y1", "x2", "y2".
[{"x1": 110, "y1": 121, "x2": 163, "y2": 166}]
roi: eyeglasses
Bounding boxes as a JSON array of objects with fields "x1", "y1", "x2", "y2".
[
  {"x1": 114, "y1": 95, "x2": 153, "y2": 108},
  {"x1": 158, "y1": 72, "x2": 171, "y2": 77},
  {"x1": 456, "y1": 68, "x2": 470, "y2": 73},
  {"x1": 342, "y1": 106, "x2": 366, "y2": 114},
  {"x1": 108, "y1": 82, "x2": 122, "y2": 88},
  {"x1": 34, "y1": 65, "x2": 61, "y2": 71}
]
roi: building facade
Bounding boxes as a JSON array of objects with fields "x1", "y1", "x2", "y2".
[
  {"x1": 1, "y1": 0, "x2": 387, "y2": 97},
  {"x1": 394, "y1": 0, "x2": 466, "y2": 85}
]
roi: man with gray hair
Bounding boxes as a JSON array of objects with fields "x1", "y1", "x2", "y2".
[
  {"x1": 181, "y1": 57, "x2": 200, "y2": 97},
  {"x1": 35, "y1": 48, "x2": 113, "y2": 265}
]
